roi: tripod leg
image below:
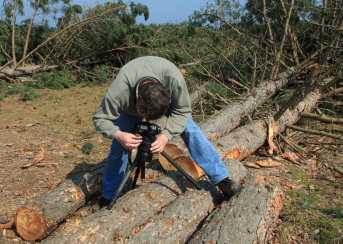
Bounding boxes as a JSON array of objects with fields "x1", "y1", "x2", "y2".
[
  {"x1": 107, "y1": 160, "x2": 138, "y2": 210},
  {"x1": 141, "y1": 161, "x2": 146, "y2": 180},
  {"x1": 131, "y1": 165, "x2": 141, "y2": 189},
  {"x1": 161, "y1": 151, "x2": 201, "y2": 190}
]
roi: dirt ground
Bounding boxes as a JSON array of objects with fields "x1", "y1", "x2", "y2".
[{"x1": 0, "y1": 84, "x2": 342, "y2": 243}]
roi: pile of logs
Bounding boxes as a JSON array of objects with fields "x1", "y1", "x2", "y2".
[{"x1": 2, "y1": 66, "x2": 341, "y2": 243}]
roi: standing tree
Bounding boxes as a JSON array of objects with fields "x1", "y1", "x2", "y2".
[{"x1": 0, "y1": 0, "x2": 149, "y2": 81}]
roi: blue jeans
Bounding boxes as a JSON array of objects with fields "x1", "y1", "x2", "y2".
[{"x1": 102, "y1": 112, "x2": 230, "y2": 199}]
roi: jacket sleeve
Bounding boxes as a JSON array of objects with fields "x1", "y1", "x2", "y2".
[
  {"x1": 93, "y1": 92, "x2": 121, "y2": 140},
  {"x1": 93, "y1": 80, "x2": 129, "y2": 140},
  {"x1": 162, "y1": 77, "x2": 192, "y2": 140}
]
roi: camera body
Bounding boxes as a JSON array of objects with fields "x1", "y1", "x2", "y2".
[{"x1": 133, "y1": 121, "x2": 161, "y2": 162}]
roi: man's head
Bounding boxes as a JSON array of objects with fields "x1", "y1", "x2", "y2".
[{"x1": 136, "y1": 81, "x2": 170, "y2": 120}]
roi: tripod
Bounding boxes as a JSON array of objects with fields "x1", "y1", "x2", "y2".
[{"x1": 107, "y1": 151, "x2": 201, "y2": 210}]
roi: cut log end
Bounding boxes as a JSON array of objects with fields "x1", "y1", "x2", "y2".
[
  {"x1": 159, "y1": 144, "x2": 205, "y2": 180},
  {"x1": 15, "y1": 206, "x2": 47, "y2": 242},
  {"x1": 159, "y1": 144, "x2": 183, "y2": 171},
  {"x1": 174, "y1": 156, "x2": 205, "y2": 180}
]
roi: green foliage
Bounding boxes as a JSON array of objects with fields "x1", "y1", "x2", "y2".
[
  {"x1": 313, "y1": 217, "x2": 343, "y2": 244},
  {"x1": 205, "y1": 82, "x2": 232, "y2": 98},
  {"x1": 82, "y1": 142, "x2": 94, "y2": 155},
  {"x1": 0, "y1": 70, "x2": 75, "y2": 102},
  {"x1": 319, "y1": 228, "x2": 343, "y2": 244},
  {"x1": 0, "y1": 81, "x2": 43, "y2": 101},
  {"x1": 19, "y1": 87, "x2": 43, "y2": 101},
  {"x1": 51, "y1": 1, "x2": 151, "y2": 67},
  {"x1": 3, "y1": 0, "x2": 25, "y2": 20},
  {"x1": 190, "y1": 0, "x2": 242, "y2": 27},
  {"x1": 30, "y1": 70, "x2": 74, "y2": 90},
  {"x1": 323, "y1": 207, "x2": 343, "y2": 219},
  {"x1": 6, "y1": 84, "x2": 23, "y2": 95},
  {"x1": 77, "y1": 65, "x2": 114, "y2": 85}
]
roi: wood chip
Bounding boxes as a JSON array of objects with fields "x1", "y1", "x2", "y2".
[
  {"x1": 282, "y1": 152, "x2": 301, "y2": 164},
  {"x1": 255, "y1": 159, "x2": 282, "y2": 168}
]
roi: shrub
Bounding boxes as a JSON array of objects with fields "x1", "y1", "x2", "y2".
[
  {"x1": 82, "y1": 142, "x2": 94, "y2": 155},
  {"x1": 19, "y1": 87, "x2": 43, "y2": 101},
  {"x1": 30, "y1": 70, "x2": 75, "y2": 90}
]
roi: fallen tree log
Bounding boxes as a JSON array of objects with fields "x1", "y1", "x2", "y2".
[
  {"x1": 16, "y1": 77, "x2": 318, "y2": 244},
  {"x1": 13, "y1": 72, "x2": 294, "y2": 241},
  {"x1": 42, "y1": 160, "x2": 245, "y2": 244},
  {"x1": 12, "y1": 69, "x2": 295, "y2": 242},
  {"x1": 0, "y1": 65, "x2": 59, "y2": 80},
  {"x1": 13, "y1": 161, "x2": 105, "y2": 241},
  {"x1": 124, "y1": 159, "x2": 246, "y2": 244},
  {"x1": 124, "y1": 89, "x2": 322, "y2": 244},
  {"x1": 214, "y1": 89, "x2": 322, "y2": 161},
  {"x1": 174, "y1": 68, "x2": 294, "y2": 148},
  {"x1": 11, "y1": 87, "x2": 205, "y2": 241},
  {"x1": 188, "y1": 172, "x2": 283, "y2": 244},
  {"x1": 42, "y1": 82, "x2": 321, "y2": 244}
]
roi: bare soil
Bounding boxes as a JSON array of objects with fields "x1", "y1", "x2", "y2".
[{"x1": 0, "y1": 85, "x2": 342, "y2": 243}]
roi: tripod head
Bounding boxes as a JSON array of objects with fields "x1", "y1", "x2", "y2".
[{"x1": 133, "y1": 121, "x2": 161, "y2": 163}]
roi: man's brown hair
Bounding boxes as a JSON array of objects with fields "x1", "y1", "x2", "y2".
[{"x1": 136, "y1": 82, "x2": 170, "y2": 120}]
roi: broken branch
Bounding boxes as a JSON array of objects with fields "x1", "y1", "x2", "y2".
[
  {"x1": 301, "y1": 112, "x2": 343, "y2": 124},
  {"x1": 286, "y1": 124, "x2": 343, "y2": 140}
]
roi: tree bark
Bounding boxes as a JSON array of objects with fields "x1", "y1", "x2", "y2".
[
  {"x1": 0, "y1": 65, "x2": 59, "y2": 79},
  {"x1": 42, "y1": 160, "x2": 245, "y2": 244},
  {"x1": 214, "y1": 89, "x2": 322, "y2": 161},
  {"x1": 197, "y1": 68, "x2": 294, "y2": 140},
  {"x1": 40, "y1": 87, "x2": 320, "y2": 243},
  {"x1": 188, "y1": 172, "x2": 283, "y2": 244},
  {"x1": 14, "y1": 162, "x2": 105, "y2": 241},
  {"x1": 13, "y1": 87, "x2": 203, "y2": 241},
  {"x1": 170, "y1": 68, "x2": 294, "y2": 153},
  {"x1": 16, "y1": 71, "x2": 306, "y2": 242},
  {"x1": 124, "y1": 160, "x2": 247, "y2": 244}
]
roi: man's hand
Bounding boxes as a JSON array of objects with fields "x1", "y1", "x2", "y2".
[
  {"x1": 114, "y1": 131, "x2": 142, "y2": 150},
  {"x1": 151, "y1": 134, "x2": 169, "y2": 153}
]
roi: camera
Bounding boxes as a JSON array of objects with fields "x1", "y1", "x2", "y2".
[{"x1": 133, "y1": 121, "x2": 161, "y2": 162}]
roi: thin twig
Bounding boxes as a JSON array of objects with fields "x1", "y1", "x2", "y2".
[
  {"x1": 321, "y1": 87, "x2": 343, "y2": 99},
  {"x1": 301, "y1": 112, "x2": 343, "y2": 124},
  {"x1": 286, "y1": 124, "x2": 343, "y2": 140},
  {"x1": 278, "y1": 134, "x2": 307, "y2": 153}
]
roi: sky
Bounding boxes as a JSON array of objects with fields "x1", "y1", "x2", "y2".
[{"x1": 73, "y1": 0, "x2": 209, "y2": 25}]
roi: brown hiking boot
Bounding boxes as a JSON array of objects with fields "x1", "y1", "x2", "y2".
[{"x1": 216, "y1": 177, "x2": 243, "y2": 199}]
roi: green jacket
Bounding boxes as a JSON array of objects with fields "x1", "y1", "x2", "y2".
[{"x1": 93, "y1": 56, "x2": 192, "y2": 140}]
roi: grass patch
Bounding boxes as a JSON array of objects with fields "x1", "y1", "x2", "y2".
[
  {"x1": 319, "y1": 228, "x2": 343, "y2": 244},
  {"x1": 290, "y1": 167, "x2": 310, "y2": 179},
  {"x1": 323, "y1": 207, "x2": 343, "y2": 219},
  {"x1": 20, "y1": 87, "x2": 44, "y2": 101},
  {"x1": 282, "y1": 166, "x2": 343, "y2": 243},
  {"x1": 82, "y1": 142, "x2": 94, "y2": 155},
  {"x1": 1, "y1": 70, "x2": 75, "y2": 102}
]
